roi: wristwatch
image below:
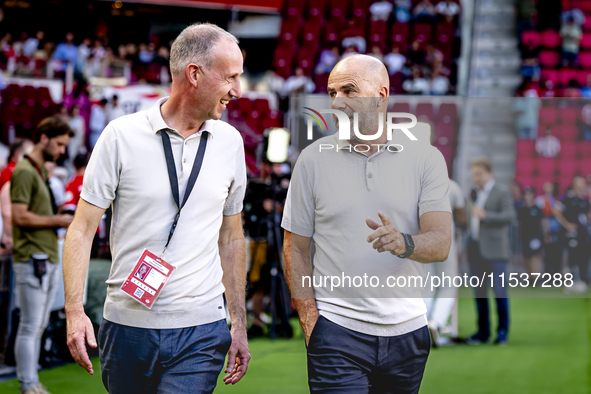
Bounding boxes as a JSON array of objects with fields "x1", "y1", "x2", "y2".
[{"x1": 397, "y1": 233, "x2": 415, "y2": 259}]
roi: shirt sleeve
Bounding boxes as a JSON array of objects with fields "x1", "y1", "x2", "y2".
[
  {"x1": 223, "y1": 136, "x2": 247, "y2": 216},
  {"x1": 281, "y1": 153, "x2": 315, "y2": 237},
  {"x1": 10, "y1": 169, "x2": 35, "y2": 206},
  {"x1": 80, "y1": 124, "x2": 120, "y2": 209},
  {"x1": 419, "y1": 146, "x2": 451, "y2": 217}
]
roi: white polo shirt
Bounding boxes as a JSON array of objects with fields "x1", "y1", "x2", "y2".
[
  {"x1": 282, "y1": 132, "x2": 451, "y2": 336},
  {"x1": 82, "y1": 97, "x2": 246, "y2": 329}
]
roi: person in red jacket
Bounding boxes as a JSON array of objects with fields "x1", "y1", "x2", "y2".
[{"x1": 63, "y1": 153, "x2": 88, "y2": 213}]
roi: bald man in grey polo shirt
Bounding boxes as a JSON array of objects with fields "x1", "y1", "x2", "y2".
[
  {"x1": 283, "y1": 55, "x2": 452, "y2": 393},
  {"x1": 62, "y1": 23, "x2": 250, "y2": 393}
]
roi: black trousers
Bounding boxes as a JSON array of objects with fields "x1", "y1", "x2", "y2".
[{"x1": 307, "y1": 316, "x2": 430, "y2": 394}]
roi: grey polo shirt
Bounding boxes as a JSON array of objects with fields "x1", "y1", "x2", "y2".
[
  {"x1": 82, "y1": 97, "x2": 246, "y2": 329},
  {"x1": 282, "y1": 132, "x2": 451, "y2": 336}
]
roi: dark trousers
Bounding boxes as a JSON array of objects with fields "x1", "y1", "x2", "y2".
[
  {"x1": 544, "y1": 240, "x2": 563, "y2": 275},
  {"x1": 307, "y1": 316, "x2": 430, "y2": 394},
  {"x1": 468, "y1": 240, "x2": 510, "y2": 339},
  {"x1": 98, "y1": 319, "x2": 232, "y2": 394},
  {"x1": 567, "y1": 239, "x2": 591, "y2": 283}
]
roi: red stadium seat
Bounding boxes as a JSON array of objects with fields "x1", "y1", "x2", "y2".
[
  {"x1": 391, "y1": 23, "x2": 410, "y2": 51},
  {"x1": 297, "y1": 48, "x2": 317, "y2": 73},
  {"x1": 438, "y1": 103, "x2": 457, "y2": 122},
  {"x1": 578, "y1": 141, "x2": 591, "y2": 159},
  {"x1": 390, "y1": 102, "x2": 411, "y2": 113},
  {"x1": 541, "y1": 30, "x2": 561, "y2": 49},
  {"x1": 237, "y1": 98, "x2": 253, "y2": 114},
  {"x1": 521, "y1": 31, "x2": 540, "y2": 47},
  {"x1": 539, "y1": 51, "x2": 560, "y2": 68},
  {"x1": 582, "y1": 158, "x2": 591, "y2": 176},
  {"x1": 540, "y1": 69, "x2": 559, "y2": 85},
  {"x1": 416, "y1": 103, "x2": 434, "y2": 120},
  {"x1": 435, "y1": 122, "x2": 456, "y2": 144},
  {"x1": 413, "y1": 23, "x2": 432, "y2": 45},
  {"x1": 557, "y1": 177, "x2": 573, "y2": 194},
  {"x1": 537, "y1": 158, "x2": 556, "y2": 177},
  {"x1": 254, "y1": 98, "x2": 270, "y2": 114},
  {"x1": 515, "y1": 175, "x2": 535, "y2": 189},
  {"x1": 578, "y1": 70, "x2": 591, "y2": 86},
  {"x1": 558, "y1": 68, "x2": 579, "y2": 87},
  {"x1": 260, "y1": 110, "x2": 283, "y2": 130},
  {"x1": 583, "y1": 15, "x2": 591, "y2": 32},
  {"x1": 516, "y1": 158, "x2": 535, "y2": 175},
  {"x1": 325, "y1": 20, "x2": 342, "y2": 44},
  {"x1": 558, "y1": 124, "x2": 579, "y2": 141},
  {"x1": 539, "y1": 107, "x2": 557, "y2": 124},
  {"x1": 581, "y1": 34, "x2": 591, "y2": 51},
  {"x1": 314, "y1": 73, "x2": 330, "y2": 93},
  {"x1": 558, "y1": 106, "x2": 580, "y2": 124},
  {"x1": 517, "y1": 139, "x2": 536, "y2": 157},
  {"x1": 560, "y1": 142, "x2": 577, "y2": 159},
  {"x1": 579, "y1": 52, "x2": 591, "y2": 69},
  {"x1": 558, "y1": 159, "x2": 577, "y2": 177}
]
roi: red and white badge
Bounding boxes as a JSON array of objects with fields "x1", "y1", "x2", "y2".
[{"x1": 120, "y1": 249, "x2": 175, "y2": 309}]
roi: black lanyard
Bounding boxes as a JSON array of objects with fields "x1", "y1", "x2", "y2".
[
  {"x1": 160, "y1": 129, "x2": 209, "y2": 257},
  {"x1": 24, "y1": 155, "x2": 58, "y2": 215}
]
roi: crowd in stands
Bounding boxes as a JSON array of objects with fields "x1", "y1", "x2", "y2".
[
  {"x1": 0, "y1": 30, "x2": 171, "y2": 84},
  {"x1": 273, "y1": 0, "x2": 462, "y2": 96}
]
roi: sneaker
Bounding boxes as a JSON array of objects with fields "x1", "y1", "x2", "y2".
[
  {"x1": 22, "y1": 383, "x2": 51, "y2": 394},
  {"x1": 465, "y1": 332, "x2": 489, "y2": 345},
  {"x1": 494, "y1": 330, "x2": 508, "y2": 346},
  {"x1": 428, "y1": 320, "x2": 440, "y2": 349}
]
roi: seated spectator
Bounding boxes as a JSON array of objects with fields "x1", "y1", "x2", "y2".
[
  {"x1": 403, "y1": 66, "x2": 430, "y2": 94},
  {"x1": 341, "y1": 45, "x2": 360, "y2": 59},
  {"x1": 341, "y1": 20, "x2": 367, "y2": 53},
  {"x1": 521, "y1": 78, "x2": 541, "y2": 97},
  {"x1": 53, "y1": 32, "x2": 77, "y2": 71},
  {"x1": 255, "y1": 68, "x2": 285, "y2": 93},
  {"x1": 540, "y1": 79, "x2": 557, "y2": 97},
  {"x1": 560, "y1": 17, "x2": 582, "y2": 67},
  {"x1": 283, "y1": 67, "x2": 315, "y2": 95},
  {"x1": 368, "y1": 45, "x2": 384, "y2": 62},
  {"x1": 431, "y1": 68, "x2": 449, "y2": 95},
  {"x1": 425, "y1": 44, "x2": 444, "y2": 69},
  {"x1": 385, "y1": 46, "x2": 406, "y2": 74},
  {"x1": 407, "y1": 40, "x2": 426, "y2": 65},
  {"x1": 561, "y1": 4, "x2": 586, "y2": 26},
  {"x1": 23, "y1": 30, "x2": 43, "y2": 57},
  {"x1": 370, "y1": 1, "x2": 394, "y2": 21},
  {"x1": 138, "y1": 42, "x2": 155, "y2": 63},
  {"x1": 520, "y1": 39, "x2": 540, "y2": 79},
  {"x1": 513, "y1": 96, "x2": 541, "y2": 139},
  {"x1": 435, "y1": 0, "x2": 460, "y2": 23},
  {"x1": 536, "y1": 126, "x2": 561, "y2": 158},
  {"x1": 414, "y1": 0, "x2": 437, "y2": 23},
  {"x1": 395, "y1": 0, "x2": 412, "y2": 23},
  {"x1": 315, "y1": 46, "x2": 340, "y2": 74},
  {"x1": 581, "y1": 75, "x2": 591, "y2": 97}
]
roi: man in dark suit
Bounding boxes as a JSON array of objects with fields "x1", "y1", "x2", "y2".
[{"x1": 466, "y1": 159, "x2": 516, "y2": 345}]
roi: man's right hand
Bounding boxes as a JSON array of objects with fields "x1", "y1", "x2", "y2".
[
  {"x1": 66, "y1": 310, "x2": 97, "y2": 375},
  {"x1": 302, "y1": 313, "x2": 319, "y2": 347},
  {"x1": 56, "y1": 214, "x2": 74, "y2": 228}
]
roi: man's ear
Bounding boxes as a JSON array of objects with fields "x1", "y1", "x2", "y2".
[
  {"x1": 377, "y1": 85, "x2": 389, "y2": 107},
  {"x1": 185, "y1": 64, "x2": 200, "y2": 87},
  {"x1": 39, "y1": 134, "x2": 49, "y2": 146}
]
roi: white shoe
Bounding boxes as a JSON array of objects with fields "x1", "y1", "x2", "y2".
[
  {"x1": 21, "y1": 383, "x2": 51, "y2": 394},
  {"x1": 428, "y1": 320, "x2": 440, "y2": 348},
  {"x1": 565, "y1": 281, "x2": 588, "y2": 294}
]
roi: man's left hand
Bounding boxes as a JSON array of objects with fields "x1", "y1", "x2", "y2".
[
  {"x1": 472, "y1": 206, "x2": 486, "y2": 220},
  {"x1": 223, "y1": 327, "x2": 250, "y2": 385},
  {"x1": 366, "y1": 211, "x2": 407, "y2": 256}
]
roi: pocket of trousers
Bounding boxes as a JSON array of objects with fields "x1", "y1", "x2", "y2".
[{"x1": 306, "y1": 316, "x2": 324, "y2": 351}]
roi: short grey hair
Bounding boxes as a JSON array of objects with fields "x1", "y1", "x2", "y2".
[{"x1": 169, "y1": 22, "x2": 239, "y2": 78}]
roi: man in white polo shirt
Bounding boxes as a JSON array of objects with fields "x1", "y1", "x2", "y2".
[
  {"x1": 62, "y1": 23, "x2": 250, "y2": 393},
  {"x1": 283, "y1": 55, "x2": 452, "y2": 393}
]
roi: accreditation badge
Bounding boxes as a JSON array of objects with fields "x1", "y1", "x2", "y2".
[{"x1": 120, "y1": 249, "x2": 175, "y2": 309}]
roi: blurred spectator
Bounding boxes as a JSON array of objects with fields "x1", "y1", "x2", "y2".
[
  {"x1": 12, "y1": 32, "x2": 28, "y2": 57},
  {"x1": 535, "y1": 182, "x2": 564, "y2": 275},
  {"x1": 540, "y1": 79, "x2": 556, "y2": 97},
  {"x1": 414, "y1": 0, "x2": 437, "y2": 23},
  {"x1": 425, "y1": 44, "x2": 444, "y2": 69},
  {"x1": 431, "y1": 68, "x2": 449, "y2": 95},
  {"x1": 53, "y1": 32, "x2": 77, "y2": 71},
  {"x1": 536, "y1": 126, "x2": 561, "y2": 157},
  {"x1": 125, "y1": 42, "x2": 138, "y2": 62},
  {"x1": 560, "y1": 17, "x2": 582, "y2": 67},
  {"x1": 0, "y1": 69, "x2": 5, "y2": 91},
  {"x1": 45, "y1": 161, "x2": 66, "y2": 209},
  {"x1": 255, "y1": 68, "x2": 285, "y2": 94},
  {"x1": 76, "y1": 37, "x2": 91, "y2": 71},
  {"x1": 56, "y1": 104, "x2": 69, "y2": 123},
  {"x1": 564, "y1": 80, "x2": 582, "y2": 97},
  {"x1": 316, "y1": 46, "x2": 340, "y2": 74},
  {"x1": 581, "y1": 103, "x2": 591, "y2": 139},
  {"x1": 513, "y1": 96, "x2": 541, "y2": 139},
  {"x1": 138, "y1": 42, "x2": 155, "y2": 63},
  {"x1": 68, "y1": 105, "x2": 86, "y2": 159},
  {"x1": 63, "y1": 153, "x2": 89, "y2": 213},
  {"x1": 23, "y1": 30, "x2": 43, "y2": 57},
  {"x1": 554, "y1": 177, "x2": 591, "y2": 290},
  {"x1": 384, "y1": 46, "x2": 406, "y2": 74},
  {"x1": 516, "y1": 0, "x2": 537, "y2": 34},
  {"x1": 92, "y1": 39, "x2": 106, "y2": 63},
  {"x1": 341, "y1": 45, "x2": 360, "y2": 59},
  {"x1": 435, "y1": 0, "x2": 460, "y2": 23},
  {"x1": 520, "y1": 39, "x2": 540, "y2": 79},
  {"x1": 89, "y1": 98, "x2": 108, "y2": 148},
  {"x1": 370, "y1": 1, "x2": 394, "y2": 21},
  {"x1": 403, "y1": 66, "x2": 430, "y2": 94},
  {"x1": 407, "y1": 40, "x2": 426, "y2": 65},
  {"x1": 560, "y1": 4, "x2": 586, "y2": 26},
  {"x1": 580, "y1": 75, "x2": 591, "y2": 97},
  {"x1": 395, "y1": 0, "x2": 412, "y2": 23},
  {"x1": 108, "y1": 95, "x2": 125, "y2": 122},
  {"x1": 341, "y1": 20, "x2": 366, "y2": 54},
  {"x1": 153, "y1": 45, "x2": 170, "y2": 67},
  {"x1": 368, "y1": 45, "x2": 384, "y2": 62},
  {"x1": 518, "y1": 187, "x2": 547, "y2": 275},
  {"x1": 283, "y1": 67, "x2": 315, "y2": 95}
]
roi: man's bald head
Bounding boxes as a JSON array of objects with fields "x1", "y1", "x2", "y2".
[{"x1": 329, "y1": 54, "x2": 390, "y2": 95}]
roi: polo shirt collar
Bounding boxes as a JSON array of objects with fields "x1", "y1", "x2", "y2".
[{"x1": 148, "y1": 96, "x2": 215, "y2": 138}]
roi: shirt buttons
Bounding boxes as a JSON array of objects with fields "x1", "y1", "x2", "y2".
[
  {"x1": 183, "y1": 158, "x2": 187, "y2": 163},
  {"x1": 368, "y1": 173, "x2": 373, "y2": 178}
]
